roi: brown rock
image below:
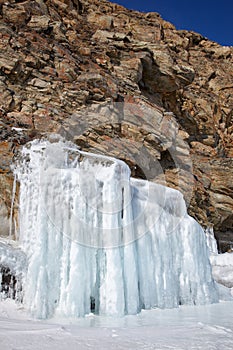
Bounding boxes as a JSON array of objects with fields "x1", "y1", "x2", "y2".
[
  {"x1": 29, "y1": 78, "x2": 51, "y2": 89},
  {"x1": 131, "y1": 24, "x2": 161, "y2": 42},
  {"x1": 87, "y1": 13, "x2": 113, "y2": 30},
  {"x1": 0, "y1": 56, "x2": 18, "y2": 75},
  {"x1": 92, "y1": 30, "x2": 129, "y2": 43},
  {"x1": 114, "y1": 58, "x2": 143, "y2": 84},
  {"x1": 2, "y1": 4, "x2": 29, "y2": 25},
  {"x1": 0, "y1": 174, "x2": 12, "y2": 237},
  {"x1": 0, "y1": 82, "x2": 14, "y2": 111},
  {"x1": 27, "y1": 15, "x2": 50, "y2": 31},
  {"x1": 79, "y1": 47, "x2": 91, "y2": 56},
  {"x1": 0, "y1": 0, "x2": 232, "y2": 250}
]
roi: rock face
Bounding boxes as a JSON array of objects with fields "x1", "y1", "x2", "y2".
[{"x1": 0, "y1": 0, "x2": 232, "y2": 250}]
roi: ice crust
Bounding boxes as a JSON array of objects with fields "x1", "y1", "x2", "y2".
[{"x1": 12, "y1": 138, "x2": 218, "y2": 318}]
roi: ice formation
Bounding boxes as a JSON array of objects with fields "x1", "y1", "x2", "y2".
[
  {"x1": 210, "y1": 253, "x2": 233, "y2": 289},
  {"x1": 205, "y1": 227, "x2": 218, "y2": 255},
  {"x1": 12, "y1": 137, "x2": 218, "y2": 319},
  {"x1": 0, "y1": 239, "x2": 26, "y2": 300}
]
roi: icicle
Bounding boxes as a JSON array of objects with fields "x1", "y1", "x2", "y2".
[
  {"x1": 9, "y1": 174, "x2": 17, "y2": 241},
  {"x1": 0, "y1": 239, "x2": 27, "y2": 302},
  {"x1": 0, "y1": 271, "x2": 2, "y2": 297},
  {"x1": 205, "y1": 226, "x2": 218, "y2": 255}
]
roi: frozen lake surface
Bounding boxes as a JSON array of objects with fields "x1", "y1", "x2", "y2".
[{"x1": 1, "y1": 299, "x2": 233, "y2": 349}]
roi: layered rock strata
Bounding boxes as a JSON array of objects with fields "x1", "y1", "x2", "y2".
[{"x1": 0, "y1": 0, "x2": 232, "y2": 250}]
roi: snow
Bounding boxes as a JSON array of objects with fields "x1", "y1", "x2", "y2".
[
  {"x1": 10, "y1": 138, "x2": 218, "y2": 319},
  {"x1": 11, "y1": 127, "x2": 24, "y2": 132},
  {"x1": 1, "y1": 299, "x2": 233, "y2": 349}
]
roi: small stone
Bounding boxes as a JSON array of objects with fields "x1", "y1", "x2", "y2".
[
  {"x1": 29, "y1": 78, "x2": 50, "y2": 88},
  {"x1": 87, "y1": 13, "x2": 113, "y2": 30},
  {"x1": 79, "y1": 47, "x2": 91, "y2": 56},
  {"x1": 27, "y1": 15, "x2": 50, "y2": 31},
  {"x1": 2, "y1": 5, "x2": 29, "y2": 25}
]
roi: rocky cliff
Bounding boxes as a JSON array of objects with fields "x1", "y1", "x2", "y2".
[{"x1": 0, "y1": 0, "x2": 232, "y2": 251}]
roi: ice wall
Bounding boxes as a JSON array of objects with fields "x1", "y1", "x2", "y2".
[{"x1": 14, "y1": 138, "x2": 218, "y2": 319}]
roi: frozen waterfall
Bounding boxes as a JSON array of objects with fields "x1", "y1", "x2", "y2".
[{"x1": 13, "y1": 138, "x2": 218, "y2": 319}]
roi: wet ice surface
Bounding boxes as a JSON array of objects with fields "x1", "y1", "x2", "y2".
[{"x1": 0, "y1": 299, "x2": 233, "y2": 350}]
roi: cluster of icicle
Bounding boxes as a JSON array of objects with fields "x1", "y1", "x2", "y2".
[
  {"x1": 0, "y1": 239, "x2": 26, "y2": 301},
  {"x1": 9, "y1": 136, "x2": 218, "y2": 318}
]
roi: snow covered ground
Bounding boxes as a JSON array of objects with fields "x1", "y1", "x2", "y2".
[{"x1": 1, "y1": 298, "x2": 233, "y2": 350}]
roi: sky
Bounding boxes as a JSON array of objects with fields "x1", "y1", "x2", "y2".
[{"x1": 112, "y1": 0, "x2": 233, "y2": 46}]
